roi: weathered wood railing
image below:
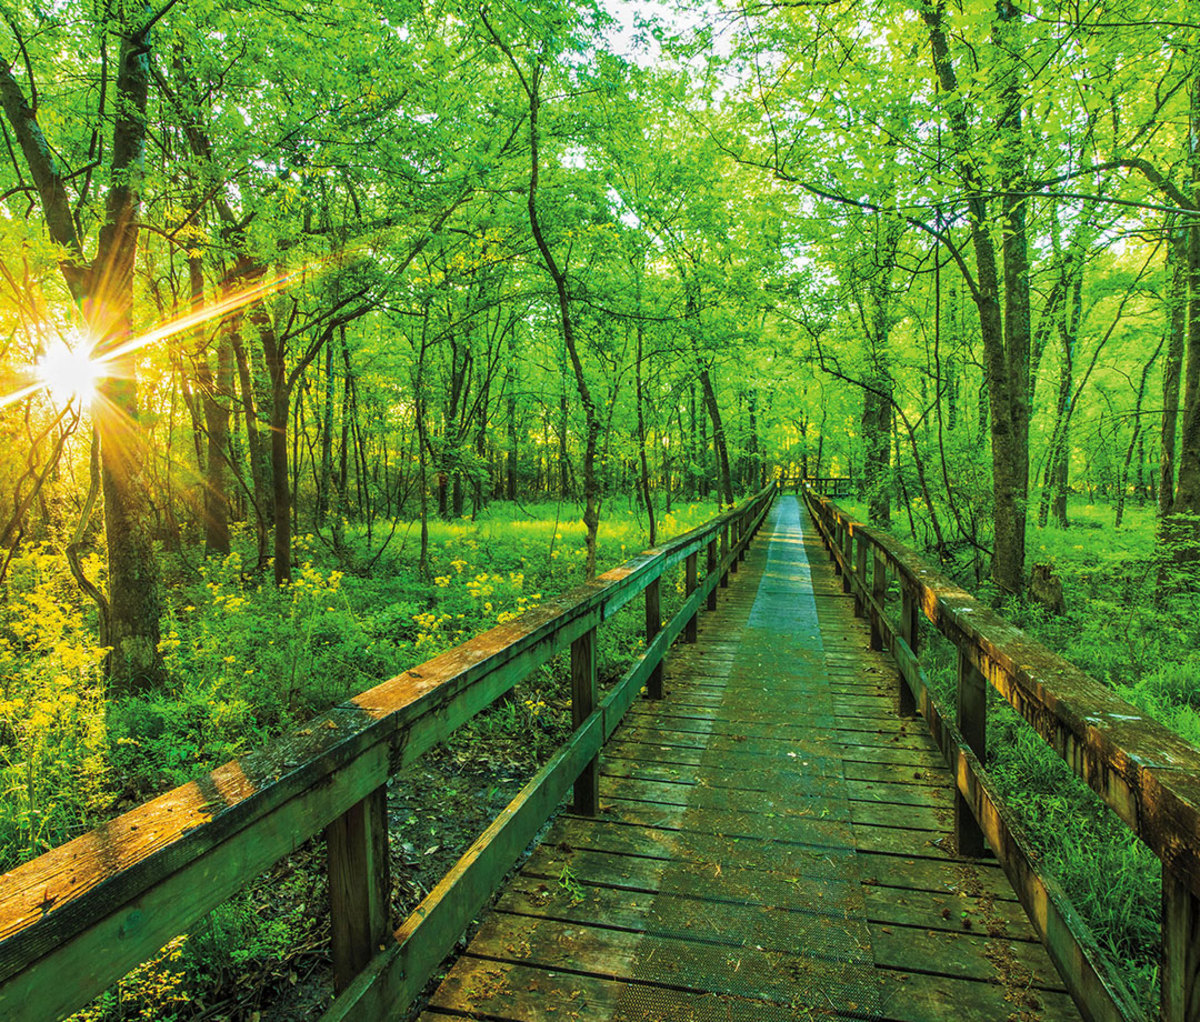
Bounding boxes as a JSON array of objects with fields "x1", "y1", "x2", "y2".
[
  {"x1": 803, "y1": 489, "x2": 1200, "y2": 1022},
  {"x1": 780, "y1": 474, "x2": 852, "y2": 498},
  {"x1": 0, "y1": 486, "x2": 775, "y2": 1022}
]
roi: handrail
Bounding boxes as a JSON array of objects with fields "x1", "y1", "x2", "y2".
[
  {"x1": 0, "y1": 486, "x2": 776, "y2": 1022},
  {"x1": 778, "y1": 475, "x2": 852, "y2": 498},
  {"x1": 803, "y1": 489, "x2": 1200, "y2": 1022}
]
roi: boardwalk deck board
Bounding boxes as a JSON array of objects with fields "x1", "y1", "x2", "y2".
[{"x1": 417, "y1": 496, "x2": 1080, "y2": 1021}]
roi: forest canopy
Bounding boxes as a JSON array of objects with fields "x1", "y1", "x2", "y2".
[{"x1": 2, "y1": 0, "x2": 1198, "y2": 650}]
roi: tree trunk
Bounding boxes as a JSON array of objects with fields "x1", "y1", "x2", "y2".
[
  {"x1": 507, "y1": 381, "x2": 519, "y2": 501},
  {"x1": 230, "y1": 329, "x2": 271, "y2": 568},
  {"x1": 1168, "y1": 79, "x2": 1200, "y2": 565},
  {"x1": 557, "y1": 391, "x2": 571, "y2": 498},
  {"x1": 473, "y1": 387, "x2": 488, "y2": 518},
  {"x1": 522, "y1": 61, "x2": 600, "y2": 576},
  {"x1": 746, "y1": 386, "x2": 760, "y2": 490},
  {"x1": 1117, "y1": 338, "x2": 1162, "y2": 528},
  {"x1": 924, "y1": 0, "x2": 1028, "y2": 595},
  {"x1": 203, "y1": 322, "x2": 234, "y2": 556},
  {"x1": 1038, "y1": 323, "x2": 1074, "y2": 528},
  {"x1": 636, "y1": 315, "x2": 656, "y2": 545},
  {"x1": 268, "y1": 338, "x2": 291, "y2": 585},
  {"x1": 89, "y1": 28, "x2": 164, "y2": 688},
  {"x1": 318, "y1": 333, "x2": 335, "y2": 525},
  {"x1": 1160, "y1": 227, "x2": 1188, "y2": 518},
  {"x1": 188, "y1": 256, "x2": 233, "y2": 556},
  {"x1": 1168, "y1": 219, "x2": 1200, "y2": 536},
  {"x1": 688, "y1": 383, "x2": 699, "y2": 499},
  {"x1": 1, "y1": 17, "x2": 167, "y2": 689},
  {"x1": 862, "y1": 387, "x2": 892, "y2": 526},
  {"x1": 698, "y1": 366, "x2": 735, "y2": 507}
]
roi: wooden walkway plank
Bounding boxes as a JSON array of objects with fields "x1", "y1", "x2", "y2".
[{"x1": 418, "y1": 496, "x2": 1081, "y2": 1021}]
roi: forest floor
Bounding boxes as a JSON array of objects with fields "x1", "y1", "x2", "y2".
[{"x1": 0, "y1": 497, "x2": 717, "y2": 1022}]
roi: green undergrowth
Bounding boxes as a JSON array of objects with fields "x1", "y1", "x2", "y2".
[
  {"x1": 857, "y1": 495, "x2": 1199, "y2": 1013},
  {"x1": 0, "y1": 497, "x2": 721, "y2": 1020}
]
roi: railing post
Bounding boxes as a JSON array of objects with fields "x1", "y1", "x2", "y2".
[
  {"x1": 898, "y1": 584, "x2": 918, "y2": 717},
  {"x1": 831, "y1": 520, "x2": 841, "y2": 568},
  {"x1": 646, "y1": 576, "x2": 663, "y2": 698},
  {"x1": 729, "y1": 518, "x2": 739, "y2": 575},
  {"x1": 869, "y1": 554, "x2": 886, "y2": 651},
  {"x1": 572, "y1": 628, "x2": 598, "y2": 814},
  {"x1": 812, "y1": 499, "x2": 826, "y2": 549},
  {"x1": 720, "y1": 523, "x2": 730, "y2": 588},
  {"x1": 685, "y1": 551, "x2": 698, "y2": 643},
  {"x1": 841, "y1": 525, "x2": 853, "y2": 594},
  {"x1": 326, "y1": 784, "x2": 392, "y2": 992},
  {"x1": 1162, "y1": 866, "x2": 1200, "y2": 1021},
  {"x1": 720, "y1": 522, "x2": 729, "y2": 587},
  {"x1": 853, "y1": 536, "x2": 868, "y2": 618},
  {"x1": 955, "y1": 650, "x2": 987, "y2": 857},
  {"x1": 706, "y1": 537, "x2": 718, "y2": 609},
  {"x1": 739, "y1": 511, "x2": 748, "y2": 561}
]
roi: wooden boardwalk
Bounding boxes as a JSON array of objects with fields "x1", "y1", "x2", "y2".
[{"x1": 419, "y1": 497, "x2": 1081, "y2": 1022}]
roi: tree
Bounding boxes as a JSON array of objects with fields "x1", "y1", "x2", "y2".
[{"x1": 1, "y1": 2, "x2": 166, "y2": 689}]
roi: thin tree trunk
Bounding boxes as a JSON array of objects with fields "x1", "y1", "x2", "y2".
[
  {"x1": 698, "y1": 367, "x2": 734, "y2": 507},
  {"x1": 520, "y1": 58, "x2": 600, "y2": 576},
  {"x1": 231, "y1": 329, "x2": 271, "y2": 568},
  {"x1": 507, "y1": 384, "x2": 519, "y2": 501},
  {"x1": 318, "y1": 333, "x2": 334, "y2": 524},
  {"x1": 1160, "y1": 227, "x2": 1188, "y2": 518},
  {"x1": 1117, "y1": 337, "x2": 1163, "y2": 527},
  {"x1": 924, "y1": 0, "x2": 1028, "y2": 594},
  {"x1": 1039, "y1": 332, "x2": 1074, "y2": 528},
  {"x1": 1169, "y1": 84, "x2": 1200, "y2": 563},
  {"x1": 189, "y1": 257, "x2": 233, "y2": 556},
  {"x1": 636, "y1": 317, "x2": 656, "y2": 545}
]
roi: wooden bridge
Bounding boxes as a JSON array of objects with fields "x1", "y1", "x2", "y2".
[
  {"x1": 778, "y1": 475, "x2": 853, "y2": 499},
  {"x1": 414, "y1": 496, "x2": 1077, "y2": 1021},
  {"x1": 1, "y1": 488, "x2": 1197, "y2": 1021}
]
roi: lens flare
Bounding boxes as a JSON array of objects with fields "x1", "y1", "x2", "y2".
[
  {"x1": 1, "y1": 243, "x2": 353, "y2": 413},
  {"x1": 35, "y1": 334, "x2": 100, "y2": 406}
]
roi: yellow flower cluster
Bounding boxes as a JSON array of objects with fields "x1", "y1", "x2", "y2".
[
  {"x1": 413, "y1": 610, "x2": 456, "y2": 650},
  {"x1": 466, "y1": 572, "x2": 498, "y2": 599}
]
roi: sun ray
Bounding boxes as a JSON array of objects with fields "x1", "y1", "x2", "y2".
[
  {"x1": 0, "y1": 381, "x2": 50, "y2": 411},
  {"x1": 0, "y1": 264, "x2": 314, "y2": 412},
  {"x1": 96, "y1": 267, "x2": 302, "y2": 366}
]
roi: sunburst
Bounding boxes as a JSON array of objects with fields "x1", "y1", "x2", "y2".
[{"x1": 34, "y1": 331, "x2": 100, "y2": 407}]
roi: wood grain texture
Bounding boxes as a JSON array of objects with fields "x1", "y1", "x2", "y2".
[
  {"x1": 571, "y1": 628, "x2": 599, "y2": 815},
  {"x1": 644, "y1": 578, "x2": 662, "y2": 699},
  {"x1": 326, "y1": 784, "x2": 391, "y2": 992}
]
